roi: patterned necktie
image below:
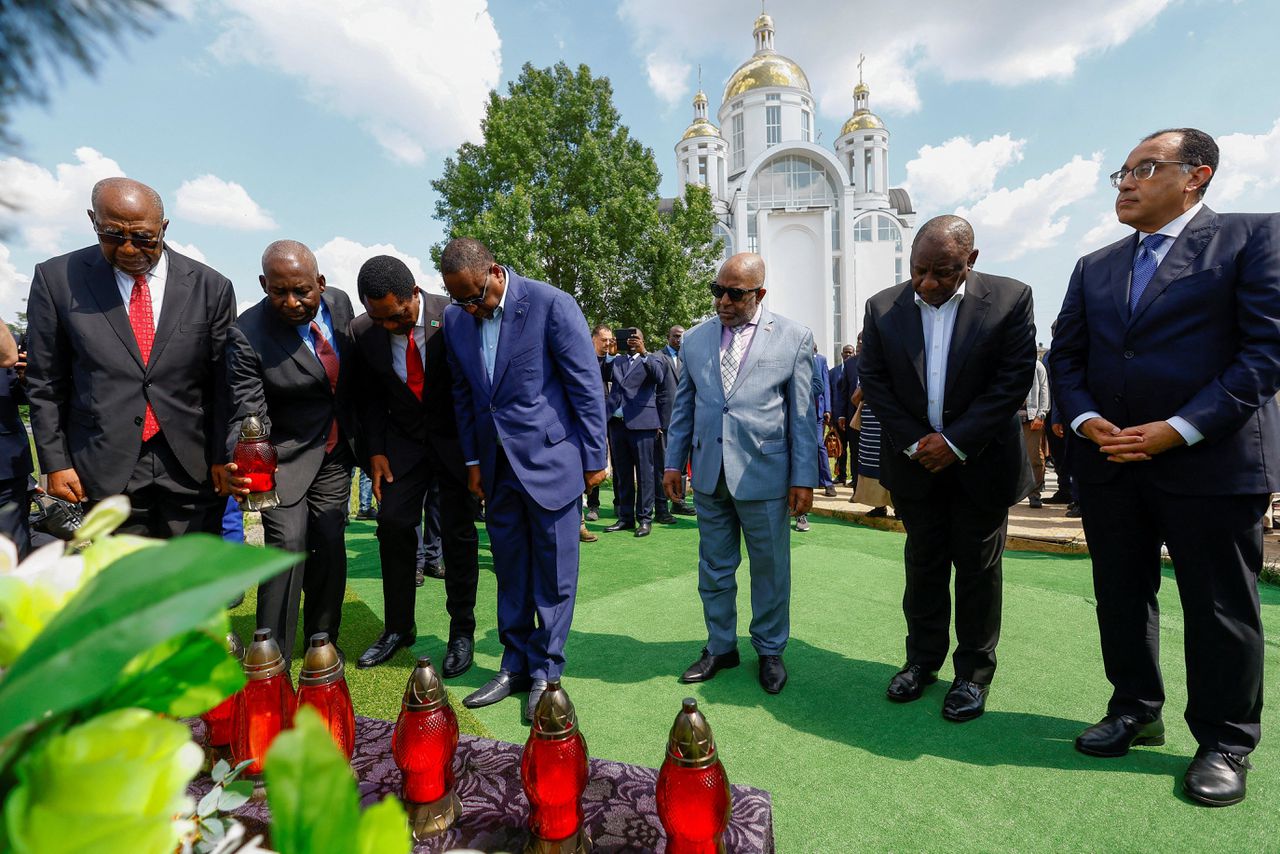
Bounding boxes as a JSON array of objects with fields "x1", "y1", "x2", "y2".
[
  {"x1": 405, "y1": 331, "x2": 425, "y2": 401},
  {"x1": 310, "y1": 321, "x2": 340, "y2": 453},
  {"x1": 130, "y1": 274, "x2": 161, "y2": 441},
  {"x1": 721, "y1": 324, "x2": 748, "y2": 394},
  {"x1": 1128, "y1": 233, "x2": 1169, "y2": 315}
]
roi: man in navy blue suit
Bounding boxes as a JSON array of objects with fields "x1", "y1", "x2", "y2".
[
  {"x1": 440, "y1": 238, "x2": 608, "y2": 722},
  {"x1": 1050, "y1": 128, "x2": 1280, "y2": 807},
  {"x1": 602, "y1": 328, "x2": 665, "y2": 537},
  {"x1": 0, "y1": 321, "x2": 32, "y2": 556}
]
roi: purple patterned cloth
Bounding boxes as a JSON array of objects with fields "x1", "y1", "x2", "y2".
[{"x1": 189, "y1": 716, "x2": 774, "y2": 853}]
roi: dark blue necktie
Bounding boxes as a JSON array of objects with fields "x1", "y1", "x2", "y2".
[{"x1": 1128, "y1": 233, "x2": 1169, "y2": 315}]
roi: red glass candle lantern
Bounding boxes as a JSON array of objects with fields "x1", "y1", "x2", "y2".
[
  {"x1": 520, "y1": 680, "x2": 591, "y2": 853},
  {"x1": 234, "y1": 415, "x2": 280, "y2": 511},
  {"x1": 232, "y1": 628, "x2": 295, "y2": 775},
  {"x1": 201, "y1": 631, "x2": 246, "y2": 756},
  {"x1": 295, "y1": 633, "x2": 355, "y2": 759},
  {"x1": 656, "y1": 698, "x2": 731, "y2": 854},
  {"x1": 392, "y1": 656, "x2": 461, "y2": 841}
]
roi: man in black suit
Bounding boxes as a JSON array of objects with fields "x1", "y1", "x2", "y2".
[
  {"x1": 860, "y1": 215, "x2": 1035, "y2": 723},
  {"x1": 26, "y1": 177, "x2": 235, "y2": 536},
  {"x1": 225, "y1": 240, "x2": 356, "y2": 664},
  {"x1": 1049, "y1": 128, "x2": 1280, "y2": 806},
  {"x1": 0, "y1": 321, "x2": 32, "y2": 555},
  {"x1": 602, "y1": 328, "x2": 666, "y2": 537},
  {"x1": 350, "y1": 255, "x2": 480, "y2": 676},
  {"x1": 829, "y1": 343, "x2": 856, "y2": 484},
  {"x1": 652, "y1": 327, "x2": 680, "y2": 525}
]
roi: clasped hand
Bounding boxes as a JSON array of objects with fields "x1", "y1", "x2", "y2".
[
  {"x1": 910, "y1": 432, "x2": 958, "y2": 473},
  {"x1": 1080, "y1": 417, "x2": 1185, "y2": 462}
]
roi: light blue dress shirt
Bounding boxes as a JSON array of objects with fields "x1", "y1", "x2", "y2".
[
  {"x1": 904, "y1": 282, "x2": 967, "y2": 460},
  {"x1": 296, "y1": 300, "x2": 337, "y2": 362},
  {"x1": 480, "y1": 278, "x2": 509, "y2": 382}
]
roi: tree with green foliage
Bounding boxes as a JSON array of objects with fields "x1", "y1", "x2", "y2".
[{"x1": 431, "y1": 61, "x2": 722, "y2": 341}]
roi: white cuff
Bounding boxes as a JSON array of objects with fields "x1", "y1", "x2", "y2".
[
  {"x1": 1071, "y1": 411, "x2": 1102, "y2": 437},
  {"x1": 465, "y1": 459, "x2": 480, "y2": 467},
  {"x1": 1166, "y1": 416, "x2": 1204, "y2": 446},
  {"x1": 941, "y1": 434, "x2": 968, "y2": 461},
  {"x1": 903, "y1": 441, "x2": 918, "y2": 458}
]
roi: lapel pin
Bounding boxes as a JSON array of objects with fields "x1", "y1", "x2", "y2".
[{"x1": 430, "y1": 320, "x2": 440, "y2": 328}]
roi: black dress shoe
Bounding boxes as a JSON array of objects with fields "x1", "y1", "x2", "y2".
[
  {"x1": 423, "y1": 562, "x2": 446, "y2": 580},
  {"x1": 463, "y1": 670, "x2": 532, "y2": 708},
  {"x1": 1183, "y1": 746, "x2": 1251, "y2": 806},
  {"x1": 1028, "y1": 496, "x2": 1043, "y2": 508},
  {"x1": 442, "y1": 637, "x2": 474, "y2": 678},
  {"x1": 885, "y1": 663, "x2": 937, "y2": 702},
  {"x1": 672, "y1": 502, "x2": 697, "y2": 516},
  {"x1": 759, "y1": 655, "x2": 787, "y2": 694},
  {"x1": 1074, "y1": 713, "x2": 1165, "y2": 757},
  {"x1": 414, "y1": 568, "x2": 425, "y2": 587},
  {"x1": 656, "y1": 513, "x2": 677, "y2": 525},
  {"x1": 942, "y1": 678, "x2": 990, "y2": 722},
  {"x1": 866, "y1": 506, "x2": 888, "y2": 518},
  {"x1": 1043, "y1": 492, "x2": 1072, "y2": 504},
  {"x1": 603, "y1": 520, "x2": 635, "y2": 533},
  {"x1": 356, "y1": 628, "x2": 416, "y2": 668},
  {"x1": 524, "y1": 678, "x2": 549, "y2": 723},
  {"x1": 680, "y1": 648, "x2": 740, "y2": 683},
  {"x1": 634, "y1": 522, "x2": 652, "y2": 537}
]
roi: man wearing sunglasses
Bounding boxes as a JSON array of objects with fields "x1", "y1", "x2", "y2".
[
  {"x1": 1050, "y1": 128, "x2": 1280, "y2": 807},
  {"x1": 26, "y1": 177, "x2": 236, "y2": 537},
  {"x1": 663, "y1": 252, "x2": 817, "y2": 695}
]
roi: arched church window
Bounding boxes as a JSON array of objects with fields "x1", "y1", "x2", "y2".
[
  {"x1": 746, "y1": 154, "x2": 838, "y2": 209},
  {"x1": 853, "y1": 215, "x2": 873, "y2": 242}
]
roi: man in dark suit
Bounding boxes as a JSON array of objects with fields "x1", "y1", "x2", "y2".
[
  {"x1": 860, "y1": 215, "x2": 1035, "y2": 722},
  {"x1": 26, "y1": 177, "x2": 235, "y2": 536},
  {"x1": 584, "y1": 324, "x2": 615, "y2": 524},
  {"x1": 350, "y1": 255, "x2": 479, "y2": 677},
  {"x1": 1049, "y1": 128, "x2": 1280, "y2": 806},
  {"x1": 225, "y1": 240, "x2": 356, "y2": 665},
  {"x1": 0, "y1": 321, "x2": 32, "y2": 556},
  {"x1": 829, "y1": 343, "x2": 856, "y2": 485},
  {"x1": 441, "y1": 238, "x2": 607, "y2": 722},
  {"x1": 652, "y1": 328, "x2": 680, "y2": 525},
  {"x1": 602, "y1": 328, "x2": 666, "y2": 537}
]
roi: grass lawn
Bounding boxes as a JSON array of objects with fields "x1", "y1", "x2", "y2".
[{"x1": 235, "y1": 487, "x2": 1280, "y2": 852}]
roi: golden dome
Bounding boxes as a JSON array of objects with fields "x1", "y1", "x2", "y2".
[
  {"x1": 854, "y1": 81, "x2": 870, "y2": 98},
  {"x1": 753, "y1": 13, "x2": 773, "y2": 32},
  {"x1": 693, "y1": 89, "x2": 708, "y2": 107},
  {"x1": 681, "y1": 118, "x2": 721, "y2": 140},
  {"x1": 841, "y1": 111, "x2": 885, "y2": 135},
  {"x1": 723, "y1": 53, "x2": 811, "y2": 100}
]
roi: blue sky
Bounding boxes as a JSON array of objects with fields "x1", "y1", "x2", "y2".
[{"x1": 2, "y1": 0, "x2": 1279, "y2": 344}]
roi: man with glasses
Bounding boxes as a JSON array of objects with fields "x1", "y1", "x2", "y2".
[
  {"x1": 663, "y1": 252, "x2": 816, "y2": 695},
  {"x1": 26, "y1": 177, "x2": 236, "y2": 536},
  {"x1": 1050, "y1": 128, "x2": 1280, "y2": 807},
  {"x1": 440, "y1": 238, "x2": 607, "y2": 723}
]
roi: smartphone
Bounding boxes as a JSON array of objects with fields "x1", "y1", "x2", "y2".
[{"x1": 614, "y1": 328, "x2": 638, "y2": 351}]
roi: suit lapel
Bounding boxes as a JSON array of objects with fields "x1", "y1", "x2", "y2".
[
  {"x1": 1109, "y1": 233, "x2": 1138, "y2": 323},
  {"x1": 489, "y1": 272, "x2": 529, "y2": 393},
  {"x1": 890, "y1": 285, "x2": 927, "y2": 394},
  {"x1": 727, "y1": 308, "x2": 774, "y2": 400},
  {"x1": 270, "y1": 311, "x2": 327, "y2": 385},
  {"x1": 1130, "y1": 207, "x2": 1218, "y2": 326},
  {"x1": 448, "y1": 306, "x2": 491, "y2": 398},
  {"x1": 147, "y1": 250, "x2": 192, "y2": 369},
  {"x1": 944, "y1": 272, "x2": 992, "y2": 397},
  {"x1": 84, "y1": 254, "x2": 144, "y2": 369}
]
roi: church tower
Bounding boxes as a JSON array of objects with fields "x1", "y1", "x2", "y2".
[
  {"x1": 675, "y1": 85, "x2": 728, "y2": 199},
  {"x1": 834, "y1": 61, "x2": 889, "y2": 203}
]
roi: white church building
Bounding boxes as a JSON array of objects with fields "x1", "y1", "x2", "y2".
[{"x1": 673, "y1": 12, "x2": 916, "y2": 357}]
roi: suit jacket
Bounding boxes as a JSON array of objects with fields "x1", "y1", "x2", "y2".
[
  {"x1": 226, "y1": 290, "x2": 358, "y2": 506},
  {"x1": 445, "y1": 270, "x2": 607, "y2": 511},
  {"x1": 26, "y1": 246, "x2": 236, "y2": 497},
  {"x1": 350, "y1": 293, "x2": 466, "y2": 483},
  {"x1": 604, "y1": 353, "x2": 665, "y2": 430},
  {"x1": 1048, "y1": 206, "x2": 1280, "y2": 495},
  {"x1": 664, "y1": 307, "x2": 817, "y2": 500},
  {"x1": 0, "y1": 371, "x2": 32, "y2": 481},
  {"x1": 833, "y1": 354, "x2": 860, "y2": 423},
  {"x1": 859, "y1": 271, "x2": 1036, "y2": 508},
  {"x1": 653, "y1": 349, "x2": 678, "y2": 431},
  {"x1": 813, "y1": 353, "x2": 831, "y2": 418}
]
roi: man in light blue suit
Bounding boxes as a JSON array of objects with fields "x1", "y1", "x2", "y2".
[
  {"x1": 664, "y1": 252, "x2": 817, "y2": 694},
  {"x1": 440, "y1": 238, "x2": 608, "y2": 722}
]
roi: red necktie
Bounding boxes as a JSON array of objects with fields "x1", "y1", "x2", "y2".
[
  {"x1": 405, "y1": 331, "x2": 425, "y2": 400},
  {"x1": 309, "y1": 321, "x2": 340, "y2": 453},
  {"x1": 130, "y1": 274, "x2": 161, "y2": 441}
]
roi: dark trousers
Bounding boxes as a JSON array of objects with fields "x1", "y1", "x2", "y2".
[
  {"x1": 488, "y1": 447, "x2": 580, "y2": 681},
  {"x1": 416, "y1": 475, "x2": 443, "y2": 567},
  {"x1": 377, "y1": 444, "x2": 478, "y2": 639},
  {"x1": 816, "y1": 418, "x2": 833, "y2": 487},
  {"x1": 608, "y1": 419, "x2": 656, "y2": 524},
  {"x1": 257, "y1": 446, "x2": 353, "y2": 664},
  {"x1": 0, "y1": 475, "x2": 31, "y2": 557},
  {"x1": 116, "y1": 432, "x2": 222, "y2": 537},
  {"x1": 834, "y1": 426, "x2": 855, "y2": 482},
  {"x1": 1078, "y1": 469, "x2": 1267, "y2": 754},
  {"x1": 653, "y1": 429, "x2": 669, "y2": 516},
  {"x1": 893, "y1": 469, "x2": 1009, "y2": 684},
  {"x1": 586, "y1": 485, "x2": 601, "y2": 510}
]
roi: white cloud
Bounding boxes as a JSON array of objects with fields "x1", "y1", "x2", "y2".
[
  {"x1": 174, "y1": 175, "x2": 277, "y2": 230},
  {"x1": 313, "y1": 237, "x2": 441, "y2": 298},
  {"x1": 645, "y1": 52, "x2": 692, "y2": 109},
  {"x1": 618, "y1": 0, "x2": 1173, "y2": 119},
  {"x1": 165, "y1": 240, "x2": 207, "y2": 264},
  {"x1": 210, "y1": 0, "x2": 501, "y2": 164},
  {"x1": 0, "y1": 244, "x2": 31, "y2": 321},
  {"x1": 903, "y1": 134, "x2": 1026, "y2": 211},
  {"x1": 1078, "y1": 208, "x2": 1130, "y2": 250},
  {"x1": 959, "y1": 154, "x2": 1105, "y2": 261},
  {"x1": 1213, "y1": 117, "x2": 1280, "y2": 206},
  {"x1": 0, "y1": 147, "x2": 123, "y2": 255}
]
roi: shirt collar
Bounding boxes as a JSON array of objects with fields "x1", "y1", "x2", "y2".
[
  {"x1": 1141, "y1": 200, "x2": 1203, "y2": 244},
  {"x1": 727, "y1": 302, "x2": 763, "y2": 332},
  {"x1": 913, "y1": 277, "x2": 966, "y2": 310},
  {"x1": 491, "y1": 269, "x2": 510, "y2": 316},
  {"x1": 115, "y1": 248, "x2": 169, "y2": 284}
]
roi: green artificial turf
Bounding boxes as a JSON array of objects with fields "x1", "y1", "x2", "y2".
[{"x1": 248, "y1": 488, "x2": 1280, "y2": 852}]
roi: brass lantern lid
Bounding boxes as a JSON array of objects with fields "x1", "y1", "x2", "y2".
[
  {"x1": 299, "y1": 633, "x2": 344, "y2": 686},
  {"x1": 666, "y1": 698, "x2": 719, "y2": 768},
  {"x1": 242, "y1": 628, "x2": 286, "y2": 680},
  {"x1": 403, "y1": 657, "x2": 449, "y2": 712},
  {"x1": 239, "y1": 415, "x2": 268, "y2": 440},
  {"x1": 530, "y1": 680, "x2": 578, "y2": 740}
]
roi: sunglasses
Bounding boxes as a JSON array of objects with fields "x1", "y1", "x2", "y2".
[
  {"x1": 93, "y1": 226, "x2": 163, "y2": 251},
  {"x1": 449, "y1": 270, "x2": 491, "y2": 307},
  {"x1": 709, "y1": 282, "x2": 761, "y2": 302}
]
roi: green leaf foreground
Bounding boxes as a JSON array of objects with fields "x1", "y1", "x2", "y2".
[
  {"x1": 266, "y1": 706, "x2": 410, "y2": 854},
  {"x1": 0, "y1": 535, "x2": 296, "y2": 743},
  {"x1": 93, "y1": 625, "x2": 245, "y2": 719}
]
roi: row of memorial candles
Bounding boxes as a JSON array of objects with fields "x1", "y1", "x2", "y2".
[{"x1": 201, "y1": 631, "x2": 731, "y2": 853}]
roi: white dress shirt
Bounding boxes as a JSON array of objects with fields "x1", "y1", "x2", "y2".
[
  {"x1": 1070, "y1": 201, "x2": 1205, "y2": 445},
  {"x1": 480, "y1": 273, "x2": 510, "y2": 382},
  {"x1": 113, "y1": 250, "x2": 169, "y2": 331},
  {"x1": 905, "y1": 281, "x2": 968, "y2": 461},
  {"x1": 390, "y1": 296, "x2": 427, "y2": 385}
]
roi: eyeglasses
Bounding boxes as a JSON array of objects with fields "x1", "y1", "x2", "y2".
[
  {"x1": 93, "y1": 226, "x2": 163, "y2": 250},
  {"x1": 449, "y1": 270, "x2": 491, "y2": 307},
  {"x1": 1109, "y1": 160, "x2": 1190, "y2": 188},
  {"x1": 709, "y1": 282, "x2": 762, "y2": 302}
]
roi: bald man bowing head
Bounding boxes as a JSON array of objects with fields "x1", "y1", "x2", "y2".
[
  {"x1": 27, "y1": 177, "x2": 237, "y2": 536},
  {"x1": 225, "y1": 240, "x2": 357, "y2": 664}
]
